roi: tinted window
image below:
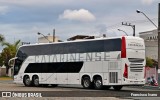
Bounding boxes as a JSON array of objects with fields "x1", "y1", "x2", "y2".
[
  {"x1": 19, "y1": 38, "x2": 121, "y2": 56},
  {"x1": 14, "y1": 48, "x2": 28, "y2": 75},
  {"x1": 14, "y1": 59, "x2": 23, "y2": 75},
  {"x1": 104, "y1": 39, "x2": 121, "y2": 51},
  {"x1": 24, "y1": 62, "x2": 83, "y2": 73}
]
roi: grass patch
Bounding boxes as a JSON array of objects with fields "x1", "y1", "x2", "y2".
[
  {"x1": 0, "y1": 75, "x2": 10, "y2": 77},
  {"x1": 0, "y1": 76, "x2": 13, "y2": 80}
]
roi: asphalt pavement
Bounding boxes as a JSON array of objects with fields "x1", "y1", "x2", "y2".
[{"x1": 0, "y1": 80, "x2": 160, "y2": 100}]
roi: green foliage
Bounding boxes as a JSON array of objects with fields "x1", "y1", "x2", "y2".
[
  {"x1": 0, "y1": 40, "x2": 21, "y2": 74},
  {"x1": 0, "y1": 34, "x2": 5, "y2": 66},
  {"x1": 146, "y1": 57, "x2": 154, "y2": 67},
  {"x1": 0, "y1": 55, "x2": 3, "y2": 66},
  {"x1": 0, "y1": 34, "x2": 5, "y2": 42}
]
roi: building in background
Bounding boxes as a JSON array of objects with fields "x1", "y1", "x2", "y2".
[
  {"x1": 67, "y1": 35, "x2": 95, "y2": 41},
  {"x1": 139, "y1": 29, "x2": 159, "y2": 84},
  {"x1": 0, "y1": 65, "x2": 6, "y2": 76},
  {"x1": 38, "y1": 36, "x2": 61, "y2": 43},
  {"x1": 0, "y1": 65, "x2": 12, "y2": 77},
  {"x1": 139, "y1": 29, "x2": 158, "y2": 61}
]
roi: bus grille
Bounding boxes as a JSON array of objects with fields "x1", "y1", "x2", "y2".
[
  {"x1": 128, "y1": 58, "x2": 144, "y2": 63},
  {"x1": 109, "y1": 72, "x2": 118, "y2": 83},
  {"x1": 128, "y1": 58, "x2": 144, "y2": 72},
  {"x1": 130, "y1": 63, "x2": 143, "y2": 72}
]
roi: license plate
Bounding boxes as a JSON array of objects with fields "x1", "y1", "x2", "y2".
[{"x1": 134, "y1": 81, "x2": 138, "y2": 84}]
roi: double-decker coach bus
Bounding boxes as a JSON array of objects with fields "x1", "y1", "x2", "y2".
[{"x1": 10, "y1": 36, "x2": 145, "y2": 90}]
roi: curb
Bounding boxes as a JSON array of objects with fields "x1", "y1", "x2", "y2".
[
  {"x1": 142, "y1": 85, "x2": 160, "y2": 90},
  {"x1": 0, "y1": 80, "x2": 13, "y2": 84},
  {"x1": 127, "y1": 85, "x2": 160, "y2": 90}
]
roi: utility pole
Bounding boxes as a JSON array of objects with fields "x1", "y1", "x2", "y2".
[
  {"x1": 53, "y1": 29, "x2": 55, "y2": 42},
  {"x1": 122, "y1": 22, "x2": 135, "y2": 36},
  {"x1": 136, "y1": 10, "x2": 158, "y2": 28},
  {"x1": 158, "y1": 3, "x2": 160, "y2": 69},
  {"x1": 37, "y1": 32, "x2": 51, "y2": 43}
]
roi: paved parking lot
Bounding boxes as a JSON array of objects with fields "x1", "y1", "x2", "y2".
[{"x1": 0, "y1": 80, "x2": 160, "y2": 100}]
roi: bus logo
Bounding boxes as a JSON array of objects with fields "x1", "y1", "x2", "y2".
[{"x1": 2, "y1": 92, "x2": 11, "y2": 97}]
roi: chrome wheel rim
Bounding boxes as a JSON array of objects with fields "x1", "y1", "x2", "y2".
[
  {"x1": 95, "y1": 80, "x2": 102, "y2": 88},
  {"x1": 84, "y1": 80, "x2": 90, "y2": 87},
  {"x1": 34, "y1": 78, "x2": 39, "y2": 86},
  {"x1": 26, "y1": 78, "x2": 30, "y2": 85}
]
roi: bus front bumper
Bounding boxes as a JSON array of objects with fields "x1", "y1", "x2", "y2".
[{"x1": 13, "y1": 80, "x2": 23, "y2": 84}]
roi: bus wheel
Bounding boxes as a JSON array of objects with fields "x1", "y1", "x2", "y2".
[
  {"x1": 33, "y1": 76, "x2": 40, "y2": 87},
  {"x1": 113, "y1": 86, "x2": 123, "y2": 90},
  {"x1": 82, "y1": 77, "x2": 93, "y2": 89},
  {"x1": 94, "y1": 77, "x2": 103, "y2": 89},
  {"x1": 24, "y1": 76, "x2": 32, "y2": 86}
]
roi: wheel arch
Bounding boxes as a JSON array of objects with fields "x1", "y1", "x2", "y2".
[
  {"x1": 93, "y1": 75, "x2": 102, "y2": 82},
  {"x1": 32, "y1": 74, "x2": 39, "y2": 80}
]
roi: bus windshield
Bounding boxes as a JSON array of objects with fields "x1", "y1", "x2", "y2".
[
  {"x1": 14, "y1": 48, "x2": 27, "y2": 75},
  {"x1": 14, "y1": 59, "x2": 23, "y2": 75}
]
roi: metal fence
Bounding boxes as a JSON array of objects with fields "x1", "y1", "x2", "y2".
[{"x1": 145, "y1": 67, "x2": 158, "y2": 83}]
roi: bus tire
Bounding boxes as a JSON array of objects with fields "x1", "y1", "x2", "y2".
[
  {"x1": 33, "y1": 76, "x2": 40, "y2": 87},
  {"x1": 113, "y1": 86, "x2": 123, "y2": 90},
  {"x1": 23, "y1": 76, "x2": 32, "y2": 87},
  {"x1": 82, "y1": 77, "x2": 93, "y2": 89},
  {"x1": 94, "y1": 77, "x2": 103, "y2": 90}
]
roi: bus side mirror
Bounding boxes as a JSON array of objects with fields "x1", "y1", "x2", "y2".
[{"x1": 8, "y1": 57, "x2": 18, "y2": 67}]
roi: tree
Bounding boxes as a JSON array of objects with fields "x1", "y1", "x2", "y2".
[
  {"x1": 146, "y1": 57, "x2": 154, "y2": 67},
  {"x1": 0, "y1": 40, "x2": 21, "y2": 74},
  {"x1": 0, "y1": 34, "x2": 5, "y2": 43},
  {"x1": 0, "y1": 34, "x2": 5, "y2": 66}
]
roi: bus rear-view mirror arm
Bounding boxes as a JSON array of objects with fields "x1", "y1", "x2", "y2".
[{"x1": 8, "y1": 57, "x2": 18, "y2": 67}]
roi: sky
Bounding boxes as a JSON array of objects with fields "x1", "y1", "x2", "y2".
[{"x1": 0, "y1": 0, "x2": 159, "y2": 49}]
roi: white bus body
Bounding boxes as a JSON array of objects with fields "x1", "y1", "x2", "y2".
[{"x1": 13, "y1": 36, "x2": 145, "y2": 90}]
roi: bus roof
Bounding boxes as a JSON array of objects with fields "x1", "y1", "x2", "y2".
[{"x1": 20, "y1": 36, "x2": 143, "y2": 48}]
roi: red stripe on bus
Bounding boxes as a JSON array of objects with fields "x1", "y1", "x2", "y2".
[{"x1": 121, "y1": 36, "x2": 126, "y2": 58}]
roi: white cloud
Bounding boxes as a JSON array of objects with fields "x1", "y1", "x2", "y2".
[
  {"x1": 59, "y1": 9, "x2": 96, "y2": 22},
  {"x1": 0, "y1": 6, "x2": 9, "y2": 15},
  {"x1": 141, "y1": 0, "x2": 154, "y2": 5}
]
